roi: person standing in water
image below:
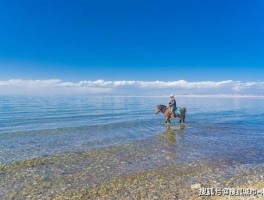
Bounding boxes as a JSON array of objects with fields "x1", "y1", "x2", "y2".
[{"x1": 169, "y1": 94, "x2": 176, "y2": 117}]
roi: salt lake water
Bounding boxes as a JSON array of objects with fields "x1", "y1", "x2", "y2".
[
  {"x1": 1, "y1": 96, "x2": 264, "y2": 164},
  {"x1": 0, "y1": 96, "x2": 264, "y2": 199}
]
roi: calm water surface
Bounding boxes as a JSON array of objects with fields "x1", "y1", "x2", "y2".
[
  {"x1": 1, "y1": 96, "x2": 264, "y2": 165},
  {"x1": 1, "y1": 96, "x2": 264, "y2": 199}
]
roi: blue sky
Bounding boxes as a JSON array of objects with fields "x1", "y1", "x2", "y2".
[{"x1": 0, "y1": 1, "x2": 264, "y2": 95}]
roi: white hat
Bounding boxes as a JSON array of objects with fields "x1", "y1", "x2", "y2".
[{"x1": 170, "y1": 94, "x2": 174, "y2": 97}]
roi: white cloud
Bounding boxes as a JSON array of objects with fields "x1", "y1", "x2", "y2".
[{"x1": 0, "y1": 79, "x2": 263, "y2": 95}]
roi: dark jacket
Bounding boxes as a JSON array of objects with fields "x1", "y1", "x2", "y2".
[{"x1": 169, "y1": 98, "x2": 176, "y2": 111}]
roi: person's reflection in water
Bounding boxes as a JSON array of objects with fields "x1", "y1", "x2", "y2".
[
  {"x1": 164, "y1": 129, "x2": 177, "y2": 144},
  {"x1": 159, "y1": 124, "x2": 186, "y2": 145},
  {"x1": 154, "y1": 124, "x2": 187, "y2": 164}
]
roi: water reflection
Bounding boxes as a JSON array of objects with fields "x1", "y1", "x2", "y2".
[{"x1": 157, "y1": 123, "x2": 186, "y2": 145}]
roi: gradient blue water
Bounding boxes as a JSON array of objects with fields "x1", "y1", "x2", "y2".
[{"x1": 0, "y1": 96, "x2": 264, "y2": 165}]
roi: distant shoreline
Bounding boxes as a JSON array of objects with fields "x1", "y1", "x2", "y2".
[
  {"x1": 94, "y1": 94, "x2": 264, "y2": 98},
  {"x1": 1, "y1": 94, "x2": 264, "y2": 98}
]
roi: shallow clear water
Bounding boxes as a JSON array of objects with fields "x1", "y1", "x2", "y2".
[
  {"x1": 1, "y1": 96, "x2": 264, "y2": 199},
  {"x1": 1, "y1": 96, "x2": 264, "y2": 165}
]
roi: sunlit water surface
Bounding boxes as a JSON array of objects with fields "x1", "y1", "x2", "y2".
[
  {"x1": 1, "y1": 96, "x2": 263, "y2": 164},
  {"x1": 0, "y1": 96, "x2": 264, "y2": 198}
]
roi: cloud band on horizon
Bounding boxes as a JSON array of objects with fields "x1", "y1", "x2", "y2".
[{"x1": 0, "y1": 79, "x2": 264, "y2": 95}]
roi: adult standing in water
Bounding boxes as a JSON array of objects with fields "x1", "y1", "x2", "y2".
[{"x1": 169, "y1": 94, "x2": 176, "y2": 118}]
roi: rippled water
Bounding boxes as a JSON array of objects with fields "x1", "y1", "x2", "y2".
[
  {"x1": 1, "y1": 96, "x2": 264, "y2": 199},
  {"x1": 0, "y1": 96, "x2": 264, "y2": 165}
]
